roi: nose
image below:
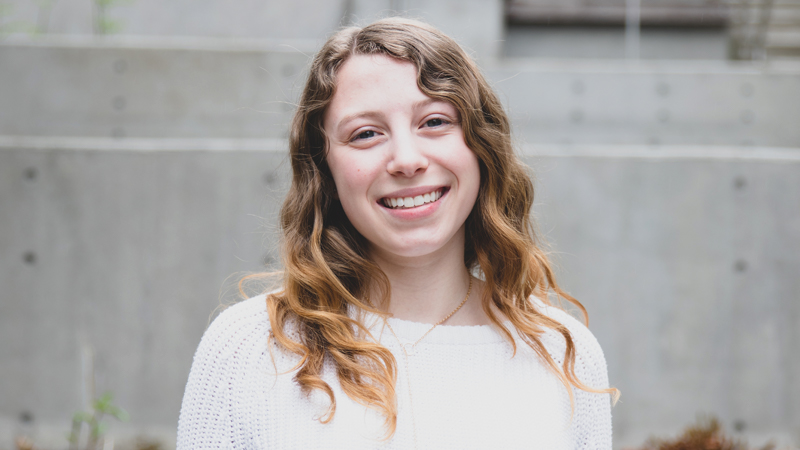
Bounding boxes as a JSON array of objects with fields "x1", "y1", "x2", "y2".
[{"x1": 386, "y1": 134, "x2": 428, "y2": 177}]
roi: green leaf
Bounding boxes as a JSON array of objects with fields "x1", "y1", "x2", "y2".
[{"x1": 73, "y1": 411, "x2": 92, "y2": 422}]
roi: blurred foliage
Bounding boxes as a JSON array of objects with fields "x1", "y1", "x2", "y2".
[
  {"x1": 636, "y1": 416, "x2": 775, "y2": 450},
  {"x1": 35, "y1": 0, "x2": 57, "y2": 33},
  {"x1": 0, "y1": 2, "x2": 36, "y2": 37},
  {"x1": 133, "y1": 437, "x2": 164, "y2": 450},
  {"x1": 93, "y1": 0, "x2": 132, "y2": 35},
  {"x1": 68, "y1": 392, "x2": 129, "y2": 450}
]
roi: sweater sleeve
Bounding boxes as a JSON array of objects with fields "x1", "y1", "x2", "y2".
[
  {"x1": 176, "y1": 297, "x2": 268, "y2": 449},
  {"x1": 540, "y1": 304, "x2": 614, "y2": 450}
]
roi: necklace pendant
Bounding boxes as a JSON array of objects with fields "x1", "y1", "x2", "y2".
[{"x1": 402, "y1": 343, "x2": 416, "y2": 356}]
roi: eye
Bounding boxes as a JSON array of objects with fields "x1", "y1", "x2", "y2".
[
  {"x1": 352, "y1": 129, "x2": 377, "y2": 141},
  {"x1": 424, "y1": 118, "x2": 447, "y2": 128}
]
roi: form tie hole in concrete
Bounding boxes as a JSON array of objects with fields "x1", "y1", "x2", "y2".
[
  {"x1": 734, "y1": 175, "x2": 747, "y2": 190},
  {"x1": 571, "y1": 80, "x2": 585, "y2": 95},
  {"x1": 23, "y1": 252, "x2": 36, "y2": 265},
  {"x1": 112, "y1": 95, "x2": 127, "y2": 111},
  {"x1": 263, "y1": 171, "x2": 277, "y2": 186},
  {"x1": 656, "y1": 82, "x2": 671, "y2": 97},
  {"x1": 740, "y1": 110, "x2": 755, "y2": 125},
  {"x1": 569, "y1": 109, "x2": 584, "y2": 123},
  {"x1": 740, "y1": 83, "x2": 754, "y2": 98},
  {"x1": 113, "y1": 59, "x2": 128, "y2": 74},
  {"x1": 734, "y1": 420, "x2": 746, "y2": 432},
  {"x1": 734, "y1": 260, "x2": 748, "y2": 272},
  {"x1": 282, "y1": 65, "x2": 296, "y2": 77},
  {"x1": 24, "y1": 167, "x2": 37, "y2": 181},
  {"x1": 112, "y1": 127, "x2": 126, "y2": 138},
  {"x1": 657, "y1": 109, "x2": 670, "y2": 123},
  {"x1": 19, "y1": 411, "x2": 33, "y2": 423}
]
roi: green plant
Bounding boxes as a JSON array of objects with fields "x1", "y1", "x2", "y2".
[
  {"x1": 35, "y1": 0, "x2": 58, "y2": 34},
  {"x1": 68, "y1": 392, "x2": 129, "y2": 450},
  {"x1": 93, "y1": 0, "x2": 131, "y2": 35},
  {"x1": 0, "y1": 2, "x2": 36, "y2": 37}
]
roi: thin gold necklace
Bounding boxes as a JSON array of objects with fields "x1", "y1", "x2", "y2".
[{"x1": 383, "y1": 276, "x2": 473, "y2": 449}]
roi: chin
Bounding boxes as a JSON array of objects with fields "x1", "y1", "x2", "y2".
[{"x1": 370, "y1": 235, "x2": 457, "y2": 260}]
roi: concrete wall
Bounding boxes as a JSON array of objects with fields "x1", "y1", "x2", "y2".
[
  {"x1": 492, "y1": 60, "x2": 800, "y2": 147},
  {"x1": 3, "y1": 41, "x2": 799, "y2": 146},
  {"x1": 1, "y1": 0, "x2": 503, "y2": 59},
  {"x1": 529, "y1": 144, "x2": 800, "y2": 447},
  {"x1": 0, "y1": 38, "x2": 312, "y2": 139},
  {"x1": 2, "y1": 0, "x2": 347, "y2": 40},
  {"x1": 1, "y1": 3, "x2": 799, "y2": 447},
  {"x1": 1, "y1": 141, "x2": 798, "y2": 448},
  {"x1": 0, "y1": 139, "x2": 290, "y2": 448}
]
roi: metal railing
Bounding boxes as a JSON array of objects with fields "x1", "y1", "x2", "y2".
[
  {"x1": 728, "y1": 0, "x2": 800, "y2": 59},
  {"x1": 506, "y1": 0, "x2": 800, "y2": 60}
]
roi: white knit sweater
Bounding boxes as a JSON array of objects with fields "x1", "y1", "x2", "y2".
[{"x1": 177, "y1": 295, "x2": 612, "y2": 449}]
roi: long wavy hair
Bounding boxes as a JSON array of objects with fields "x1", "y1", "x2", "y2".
[{"x1": 253, "y1": 17, "x2": 617, "y2": 437}]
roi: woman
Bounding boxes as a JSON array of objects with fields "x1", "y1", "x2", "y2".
[{"x1": 178, "y1": 17, "x2": 617, "y2": 449}]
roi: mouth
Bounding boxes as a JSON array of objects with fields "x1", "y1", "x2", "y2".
[{"x1": 381, "y1": 188, "x2": 447, "y2": 209}]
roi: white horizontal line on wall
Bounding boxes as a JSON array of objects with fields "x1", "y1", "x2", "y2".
[
  {"x1": 2, "y1": 136, "x2": 798, "y2": 162},
  {"x1": 0, "y1": 35, "x2": 319, "y2": 54},
  {"x1": 0, "y1": 136, "x2": 288, "y2": 153},
  {"x1": 524, "y1": 144, "x2": 800, "y2": 161}
]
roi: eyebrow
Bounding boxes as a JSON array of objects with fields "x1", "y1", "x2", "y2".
[
  {"x1": 335, "y1": 111, "x2": 386, "y2": 135},
  {"x1": 334, "y1": 98, "x2": 446, "y2": 135}
]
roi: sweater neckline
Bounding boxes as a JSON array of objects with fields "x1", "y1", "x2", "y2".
[{"x1": 361, "y1": 311, "x2": 510, "y2": 345}]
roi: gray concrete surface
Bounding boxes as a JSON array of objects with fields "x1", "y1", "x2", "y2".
[
  {"x1": 3, "y1": 0, "x2": 349, "y2": 40},
  {"x1": 529, "y1": 144, "x2": 800, "y2": 448},
  {"x1": 1, "y1": 0, "x2": 503, "y2": 60},
  {"x1": 503, "y1": 25, "x2": 729, "y2": 60},
  {"x1": 0, "y1": 37, "x2": 313, "y2": 140},
  {"x1": 2, "y1": 40, "x2": 800, "y2": 147},
  {"x1": 492, "y1": 59, "x2": 800, "y2": 147},
  {"x1": 1, "y1": 140, "x2": 798, "y2": 448},
  {"x1": 1, "y1": 3, "x2": 799, "y2": 447},
  {"x1": 0, "y1": 138, "x2": 289, "y2": 449}
]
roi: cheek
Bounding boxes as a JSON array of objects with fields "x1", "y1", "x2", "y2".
[{"x1": 327, "y1": 152, "x2": 379, "y2": 202}]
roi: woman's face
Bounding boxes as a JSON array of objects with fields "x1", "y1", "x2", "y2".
[{"x1": 323, "y1": 54, "x2": 480, "y2": 262}]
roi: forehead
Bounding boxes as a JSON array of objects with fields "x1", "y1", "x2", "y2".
[
  {"x1": 324, "y1": 54, "x2": 428, "y2": 124},
  {"x1": 336, "y1": 53, "x2": 418, "y2": 92}
]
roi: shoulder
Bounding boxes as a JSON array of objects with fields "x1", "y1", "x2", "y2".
[
  {"x1": 178, "y1": 295, "x2": 282, "y2": 448},
  {"x1": 193, "y1": 294, "x2": 272, "y2": 362},
  {"x1": 532, "y1": 297, "x2": 609, "y2": 390},
  {"x1": 533, "y1": 297, "x2": 614, "y2": 448}
]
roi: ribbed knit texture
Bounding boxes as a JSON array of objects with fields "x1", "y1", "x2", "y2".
[{"x1": 177, "y1": 295, "x2": 612, "y2": 449}]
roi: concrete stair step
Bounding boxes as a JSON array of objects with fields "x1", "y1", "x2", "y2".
[{"x1": 2, "y1": 38, "x2": 800, "y2": 147}]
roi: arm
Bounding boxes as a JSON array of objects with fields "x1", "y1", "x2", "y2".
[
  {"x1": 540, "y1": 304, "x2": 614, "y2": 449},
  {"x1": 571, "y1": 331, "x2": 613, "y2": 450},
  {"x1": 176, "y1": 312, "x2": 235, "y2": 450}
]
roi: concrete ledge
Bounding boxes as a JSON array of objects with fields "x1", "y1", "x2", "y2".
[
  {"x1": 523, "y1": 143, "x2": 800, "y2": 161},
  {"x1": 3, "y1": 41, "x2": 799, "y2": 146},
  {"x1": 0, "y1": 135, "x2": 287, "y2": 152},
  {"x1": 0, "y1": 34, "x2": 320, "y2": 53},
  {"x1": 3, "y1": 135, "x2": 799, "y2": 161}
]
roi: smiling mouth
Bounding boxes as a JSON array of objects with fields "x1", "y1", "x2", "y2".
[{"x1": 382, "y1": 188, "x2": 446, "y2": 209}]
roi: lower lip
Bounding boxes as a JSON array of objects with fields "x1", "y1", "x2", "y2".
[{"x1": 380, "y1": 191, "x2": 447, "y2": 219}]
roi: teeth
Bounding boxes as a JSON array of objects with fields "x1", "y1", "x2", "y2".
[{"x1": 383, "y1": 189, "x2": 443, "y2": 209}]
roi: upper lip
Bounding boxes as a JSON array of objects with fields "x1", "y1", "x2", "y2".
[{"x1": 379, "y1": 185, "x2": 446, "y2": 200}]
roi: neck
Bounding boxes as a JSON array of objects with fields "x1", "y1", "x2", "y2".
[{"x1": 368, "y1": 231, "x2": 487, "y2": 326}]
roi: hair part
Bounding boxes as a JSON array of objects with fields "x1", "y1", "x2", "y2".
[{"x1": 254, "y1": 16, "x2": 618, "y2": 438}]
